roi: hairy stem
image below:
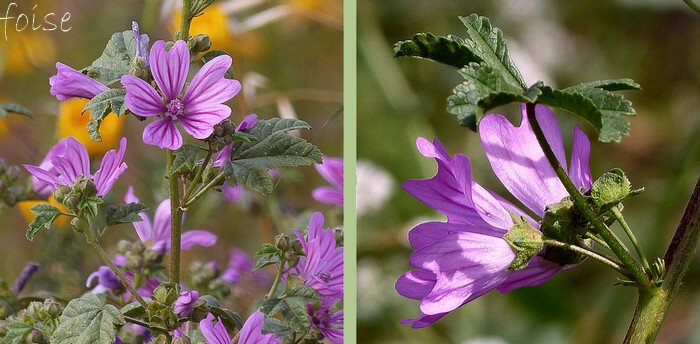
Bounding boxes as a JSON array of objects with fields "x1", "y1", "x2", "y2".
[
  {"x1": 167, "y1": 150, "x2": 182, "y2": 283},
  {"x1": 525, "y1": 103, "x2": 650, "y2": 287},
  {"x1": 612, "y1": 206, "x2": 651, "y2": 273},
  {"x1": 85, "y1": 230, "x2": 148, "y2": 309},
  {"x1": 177, "y1": 0, "x2": 193, "y2": 41},
  {"x1": 543, "y1": 239, "x2": 627, "y2": 275},
  {"x1": 624, "y1": 175, "x2": 700, "y2": 342},
  {"x1": 267, "y1": 261, "x2": 286, "y2": 299}
]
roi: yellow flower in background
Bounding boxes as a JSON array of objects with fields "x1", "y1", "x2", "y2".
[
  {"x1": 173, "y1": 4, "x2": 264, "y2": 58},
  {"x1": 287, "y1": 0, "x2": 342, "y2": 27},
  {"x1": 0, "y1": 119, "x2": 8, "y2": 138},
  {"x1": 18, "y1": 197, "x2": 69, "y2": 227},
  {"x1": 0, "y1": 32, "x2": 56, "y2": 76},
  {"x1": 57, "y1": 98, "x2": 125, "y2": 157}
]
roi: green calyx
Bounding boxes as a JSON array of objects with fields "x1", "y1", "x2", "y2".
[
  {"x1": 540, "y1": 197, "x2": 590, "y2": 266},
  {"x1": 503, "y1": 215, "x2": 544, "y2": 271},
  {"x1": 590, "y1": 168, "x2": 643, "y2": 212}
]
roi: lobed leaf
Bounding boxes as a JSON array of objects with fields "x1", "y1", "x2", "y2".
[
  {"x1": 393, "y1": 33, "x2": 480, "y2": 68},
  {"x1": 459, "y1": 13, "x2": 525, "y2": 89},
  {"x1": 564, "y1": 78, "x2": 641, "y2": 92},
  {"x1": 259, "y1": 285, "x2": 320, "y2": 334},
  {"x1": 224, "y1": 118, "x2": 321, "y2": 196},
  {"x1": 83, "y1": 89, "x2": 127, "y2": 142},
  {"x1": 50, "y1": 293, "x2": 125, "y2": 344},
  {"x1": 447, "y1": 62, "x2": 536, "y2": 130},
  {"x1": 84, "y1": 30, "x2": 138, "y2": 85},
  {"x1": 169, "y1": 144, "x2": 203, "y2": 175},
  {"x1": 253, "y1": 243, "x2": 281, "y2": 272},
  {"x1": 0, "y1": 321, "x2": 33, "y2": 344},
  {"x1": 105, "y1": 202, "x2": 148, "y2": 226},
  {"x1": 26, "y1": 204, "x2": 62, "y2": 241}
]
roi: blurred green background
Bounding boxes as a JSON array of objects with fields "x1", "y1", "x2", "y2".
[
  {"x1": 358, "y1": 1, "x2": 699, "y2": 343},
  {"x1": 0, "y1": 0, "x2": 342, "y2": 314}
]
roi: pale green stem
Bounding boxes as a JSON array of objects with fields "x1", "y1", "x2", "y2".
[
  {"x1": 525, "y1": 103, "x2": 651, "y2": 287},
  {"x1": 181, "y1": 150, "x2": 213, "y2": 208},
  {"x1": 183, "y1": 171, "x2": 226, "y2": 208},
  {"x1": 683, "y1": 0, "x2": 700, "y2": 15},
  {"x1": 84, "y1": 229, "x2": 148, "y2": 309},
  {"x1": 267, "y1": 261, "x2": 286, "y2": 299},
  {"x1": 612, "y1": 206, "x2": 651, "y2": 273},
  {"x1": 543, "y1": 239, "x2": 627, "y2": 275}
]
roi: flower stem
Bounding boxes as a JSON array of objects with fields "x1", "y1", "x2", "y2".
[
  {"x1": 183, "y1": 171, "x2": 226, "y2": 208},
  {"x1": 167, "y1": 149, "x2": 182, "y2": 283},
  {"x1": 181, "y1": 150, "x2": 213, "y2": 208},
  {"x1": 543, "y1": 239, "x2": 627, "y2": 275},
  {"x1": 267, "y1": 260, "x2": 286, "y2": 299},
  {"x1": 612, "y1": 206, "x2": 651, "y2": 273},
  {"x1": 177, "y1": 0, "x2": 193, "y2": 41},
  {"x1": 525, "y1": 103, "x2": 651, "y2": 287},
  {"x1": 683, "y1": 0, "x2": 700, "y2": 15},
  {"x1": 623, "y1": 175, "x2": 700, "y2": 342},
  {"x1": 84, "y1": 230, "x2": 148, "y2": 309}
]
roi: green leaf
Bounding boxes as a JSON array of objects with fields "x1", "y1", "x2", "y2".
[
  {"x1": 78, "y1": 196, "x2": 104, "y2": 218},
  {"x1": 169, "y1": 144, "x2": 203, "y2": 175},
  {"x1": 0, "y1": 321, "x2": 33, "y2": 344},
  {"x1": 259, "y1": 285, "x2": 320, "y2": 334},
  {"x1": 105, "y1": 202, "x2": 148, "y2": 226},
  {"x1": 225, "y1": 118, "x2": 321, "y2": 195},
  {"x1": 564, "y1": 78, "x2": 641, "y2": 92},
  {"x1": 253, "y1": 243, "x2": 280, "y2": 271},
  {"x1": 120, "y1": 298, "x2": 151, "y2": 318},
  {"x1": 83, "y1": 89, "x2": 127, "y2": 142},
  {"x1": 84, "y1": 30, "x2": 138, "y2": 85},
  {"x1": 26, "y1": 204, "x2": 61, "y2": 241},
  {"x1": 202, "y1": 50, "x2": 234, "y2": 78},
  {"x1": 393, "y1": 33, "x2": 480, "y2": 68},
  {"x1": 50, "y1": 293, "x2": 125, "y2": 344},
  {"x1": 571, "y1": 87, "x2": 636, "y2": 143},
  {"x1": 459, "y1": 13, "x2": 525, "y2": 89},
  {"x1": 503, "y1": 215, "x2": 544, "y2": 271},
  {"x1": 0, "y1": 103, "x2": 31, "y2": 118},
  {"x1": 447, "y1": 63, "x2": 537, "y2": 130},
  {"x1": 591, "y1": 168, "x2": 632, "y2": 209},
  {"x1": 262, "y1": 317, "x2": 292, "y2": 339},
  {"x1": 208, "y1": 306, "x2": 243, "y2": 331},
  {"x1": 535, "y1": 85, "x2": 603, "y2": 133}
]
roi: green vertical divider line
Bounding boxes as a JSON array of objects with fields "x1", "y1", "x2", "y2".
[{"x1": 343, "y1": 0, "x2": 357, "y2": 342}]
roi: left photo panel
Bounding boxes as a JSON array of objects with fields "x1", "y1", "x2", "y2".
[{"x1": 0, "y1": 1, "x2": 343, "y2": 343}]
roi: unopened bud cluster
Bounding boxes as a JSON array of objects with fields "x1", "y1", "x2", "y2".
[
  {"x1": 189, "y1": 34, "x2": 212, "y2": 55},
  {"x1": 116, "y1": 239, "x2": 163, "y2": 270},
  {"x1": 52, "y1": 176, "x2": 98, "y2": 216},
  {"x1": 189, "y1": 261, "x2": 231, "y2": 301},
  {"x1": 0, "y1": 298, "x2": 63, "y2": 342},
  {"x1": 275, "y1": 233, "x2": 305, "y2": 268},
  {"x1": 205, "y1": 119, "x2": 236, "y2": 152}
]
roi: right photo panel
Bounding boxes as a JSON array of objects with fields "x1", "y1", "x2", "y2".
[{"x1": 357, "y1": 1, "x2": 700, "y2": 343}]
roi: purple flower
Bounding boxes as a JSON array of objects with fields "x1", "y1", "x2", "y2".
[
  {"x1": 121, "y1": 40, "x2": 242, "y2": 150},
  {"x1": 173, "y1": 290, "x2": 199, "y2": 317},
  {"x1": 49, "y1": 63, "x2": 109, "y2": 101},
  {"x1": 397, "y1": 105, "x2": 592, "y2": 328},
  {"x1": 288, "y1": 212, "x2": 343, "y2": 297},
  {"x1": 237, "y1": 312, "x2": 280, "y2": 344},
  {"x1": 199, "y1": 314, "x2": 231, "y2": 344},
  {"x1": 308, "y1": 296, "x2": 343, "y2": 344},
  {"x1": 221, "y1": 248, "x2": 269, "y2": 286},
  {"x1": 131, "y1": 21, "x2": 149, "y2": 64},
  {"x1": 24, "y1": 137, "x2": 128, "y2": 197},
  {"x1": 86, "y1": 266, "x2": 123, "y2": 293},
  {"x1": 124, "y1": 187, "x2": 217, "y2": 253},
  {"x1": 312, "y1": 156, "x2": 343, "y2": 206}
]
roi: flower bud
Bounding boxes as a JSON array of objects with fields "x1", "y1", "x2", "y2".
[
  {"x1": 70, "y1": 217, "x2": 86, "y2": 233},
  {"x1": 52, "y1": 185, "x2": 72, "y2": 203},
  {"x1": 291, "y1": 240, "x2": 304, "y2": 255},
  {"x1": 275, "y1": 234, "x2": 290, "y2": 251},
  {"x1": 189, "y1": 34, "x2": 212, "y2": 54},
  {"x1": 116, "y1": 240, "x2": 131, "y2": 254},
  {"x1": 125, "y1": 251, "x2": 144, "y2": 270},
  {"x1": 207, "y1": 279, "x2": 231, "y2": 299},
  {"x1": 201, "y1": 261, "x2": 219, "y2": 280},
  {"x1": 6, "y1": 166, "x2": 20, "y2": 181},
  {"x1": 173, "y1": 290, "x2": 199, "y2": 318},
  {"x1": 144, "y1": 248, "x2": 162, "y2": 264},
  {"x1": 131, "y1": 240, "x2": 146, "y2": 254},
  {"x1": 25, "y1": 301, "x2": 44, "y2": 319},
  {"x1": 27, "y1": 329, "x2": 47, "y2": 343},
  {"x1": 43, "y1": 299, "x2": 62, "y2": 317}
]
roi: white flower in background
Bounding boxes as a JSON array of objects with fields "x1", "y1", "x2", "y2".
[
  {"x1": 356, "y1": 160, "x2": 395, "y2": 216},
  {"x1": 358, "y1": 259, "x2": 385, "y2": 318}
]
